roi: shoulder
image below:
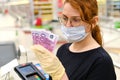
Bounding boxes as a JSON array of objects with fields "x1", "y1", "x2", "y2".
[
  {"x1": 95, "y1": 47, "x2": 113, "y2": 64},
  {"x1": 86, "y1": 47, "x2": 116, "y2": 80},
  {"x1": 57, "y1": 43, "x2": 71, "y2": 52},
  {"x1": 90, "y1": 47, "x2": 115, "y2": 71},
  {"x1": 78, "y1": 47, "x2": 115, "y2": 72},
  {"x1": 56, "y1": 43, "x2": 71, "y2": 57}
]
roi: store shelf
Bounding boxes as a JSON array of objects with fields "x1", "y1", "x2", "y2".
[
  {"x1": 34, "y1": 6, "x2": 53, "y2": 9},
  {"x1": 33, "y1": 0, "x2": 53, "y2": 22},
  {"x1": 106, "y1": 0, "x2": 120, "y2": 17},
  {"x1": 6, "y1": 0, "x2": 29, "y2": 6},
  {"x1": 34, "y1": 1, "x2": 52, "y2": 4},
  {"x1": 113, "y1": 1, "x2": 120, "y2": 10}
]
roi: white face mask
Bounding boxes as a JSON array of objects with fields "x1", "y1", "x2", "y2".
[{"x1": 61, "y1": 25, "x2": 88, "y2": 43}]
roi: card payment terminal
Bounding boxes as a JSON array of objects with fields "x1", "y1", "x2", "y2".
[{"x1": 14, "y1": 62, "x2": 46, "y2": 80}]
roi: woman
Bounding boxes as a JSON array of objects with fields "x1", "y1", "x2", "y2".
[{"x1": 31, "y1": 0, "x2": 116, "y2": 80}]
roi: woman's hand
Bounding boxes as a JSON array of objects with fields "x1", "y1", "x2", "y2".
[{"x1": 31, "y1": 45, "x2": 66, "y2": 80}]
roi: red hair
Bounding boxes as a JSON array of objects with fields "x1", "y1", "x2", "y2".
[{"x1": 64, "y1": 0, "x2": 102, "y2": 45}]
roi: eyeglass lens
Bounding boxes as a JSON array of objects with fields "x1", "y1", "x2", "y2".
[{"x1": 59, "y1": 15, "x2": 82, "y2": 27}]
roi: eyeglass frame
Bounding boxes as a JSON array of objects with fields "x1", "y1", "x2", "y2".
[{"x1": 58, "y1": 15, "x2": 83, "y2": 27}]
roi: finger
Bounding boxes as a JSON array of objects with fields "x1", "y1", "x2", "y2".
[
  {"x1": 32, "y1": 45, "x2": 50, "y2": 53},
  {"x1": 31, "y1": 47, "x2": 51, "y2": 59},
  {"x1": 31, "y1": 45, "x2": 45, "y2": 53}
]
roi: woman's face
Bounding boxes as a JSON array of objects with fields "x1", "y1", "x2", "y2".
[{"x1": 61, "y1": 3, "x2": 91, "y2": 32}]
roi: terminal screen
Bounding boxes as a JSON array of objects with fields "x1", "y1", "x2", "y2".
[{"x1": 19, "y1": 66, "x2": 35, "y2": 75}]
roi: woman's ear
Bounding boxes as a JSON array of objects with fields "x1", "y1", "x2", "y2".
[
  {"x1": 93, "y1": 16, "x2": 99, "y2": 26},
  {"x1": 91, "y1": 16, "x2": 98, "y2": 28}
]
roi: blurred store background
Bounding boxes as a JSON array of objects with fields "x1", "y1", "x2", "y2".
[{"x1": 0, "y1": 0, "x2": 120, "y2": 80}]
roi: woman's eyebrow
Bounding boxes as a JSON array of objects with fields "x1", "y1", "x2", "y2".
[
  {"x1": 62, "y1": 14, "x2": 81, "y2": 18},
  {"x1": 62, "y1": 14, "x2": 67, "y2": 17}
]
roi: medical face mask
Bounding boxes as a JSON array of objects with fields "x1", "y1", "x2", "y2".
[{"x1": 61, "y1": 25, "x2": 88, "y2": 43}]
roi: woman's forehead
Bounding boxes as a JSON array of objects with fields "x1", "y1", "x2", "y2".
[{"x1": 62, "y1": 3, "x2": 80, "y2": 17}]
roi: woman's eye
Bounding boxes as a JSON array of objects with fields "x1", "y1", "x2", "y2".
[
  {"x1": 73, "y1": 19, "x2": 81, "y2": 22},
  {"x1": 63, "y1": 17, "x2": 68, "y2": 21}
]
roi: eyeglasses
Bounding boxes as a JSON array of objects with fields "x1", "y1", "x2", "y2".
[{"x1": 58, "y1": 16, "x2": 82, "y2": 27}]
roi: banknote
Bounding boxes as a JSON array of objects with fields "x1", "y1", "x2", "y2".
[{"x1": 31, "y1": 30, "x2": 58, "y2": 52}]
